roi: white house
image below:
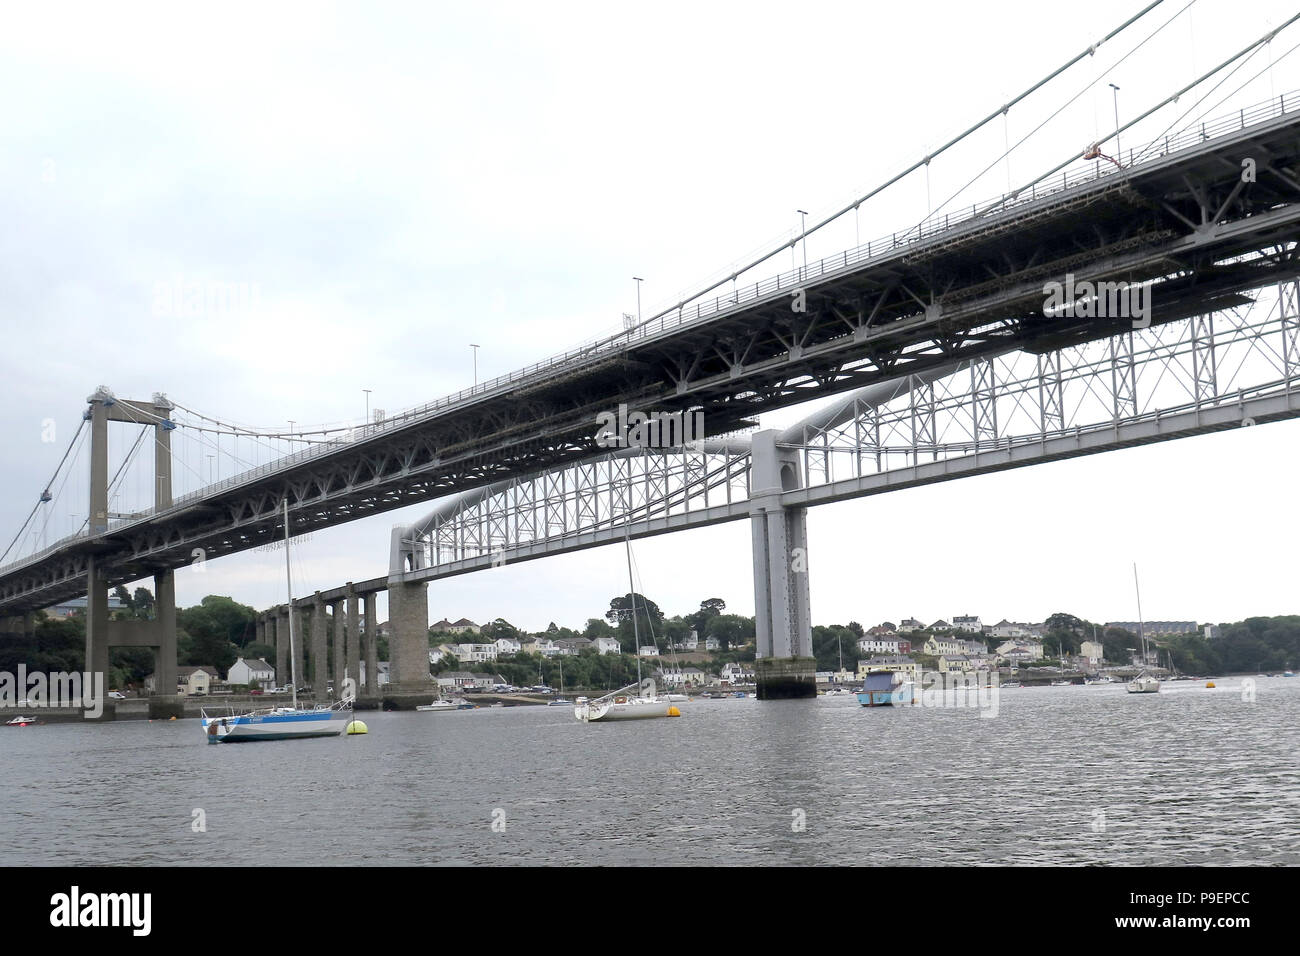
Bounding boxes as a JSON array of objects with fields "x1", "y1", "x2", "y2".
[
  {"x1": 176, "y1": 666, "x2": 220, "y2": 696},
  {"x1": 638, "y1": 645, "x2": 660, "y2": 657},
  {"x1": 228, "y1": 657, "x2": 275, "y2": 687},
  {"x1": 996, "y1": 639, "x2": 1044, "y2": 661},
  {"x1": 923, "y1": 635, "x2": 967, "y2": 656},
  {"x1": 495, "y1": 637, "x2": 522, "y2": 655},
  {"x1": 720, "y1": 662, "x2": 753, "y2": 683},
  {"x1": 554, "y1": 637, "x2": 593, "y2": 656},
  {"x1": 1079, "y1": 640, "x2": 1104, "y2": 664},
  {"x1": 991, "y1": 620, "x2": 1033, "y2": 639},
  {"x1": 937, "y1": 654, "x2": 972, "y2": 674},
  {"x1": 593, "y1": 636, "x2": 621, "y2": 655},
  {"x1": 455, "y1": 643, "x2": 498, "y2": 663},
  {"x1": 671, "y1": 630, "x2": 699, "y2": 651},
  {"x1": 857, "y1": 636, "x2": 911, "y2": 655},
  {"x1": 952, "y1": 615, "x2": 983, "y2": 633},
  {"x1": 704, "y1": 636, "x2": 720, "y2": 651},
  {"x1": 896, "y1": 618, "x2": 925, "y2": 633}
]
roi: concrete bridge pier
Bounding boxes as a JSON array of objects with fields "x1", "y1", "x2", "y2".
[
  {"x1": 345, "y1": 584, "x2": 360, "y2": 695},
  {"x1": 748, "y1": 430, "x2": 817, "y2": 700},
  {"x1": 385, "y1": 579, "x2": 431, "y2": 704},
  {"x1": 293, "y1": 604, "x2": 306, "y2": 693},
  {"x1": 363, "y1": 592, "x2": 378, "y2": 696},
  {"x1": 331, "y1": 599, "x2": 345, "y2": 697},
  {"x1": 310, "y1": 593, "x2": 327, "y2": 695}
]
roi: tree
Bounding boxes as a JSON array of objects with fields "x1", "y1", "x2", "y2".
[
  {"x1": 847, "y1": 621, "x2": 864, "y2": 638},
  {"x1": 606, "y1": 593, "x2": 663, "y2": 626},
  {"x1": 706, "y1": 614, "x2": 753, "y2": 652},
  {"x1": 132, "y1": 587, "x2": 155, "y2": 619},
  {"x1": 113, "y1": 585, "x2": 133, "y2": 612},
  {"x1": 177, "y1": 595, "x2": 256, "y2": 673}
]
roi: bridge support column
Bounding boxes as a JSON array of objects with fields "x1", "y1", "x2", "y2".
[
  {"x1": 152, "y1": 568, "x2": 177, "y2": 701},
  {"x1": 85, "y1": 557, "x2": 111, "y2": 706},
  {"x1": 22, "y1": 612, "x2": 35, "y2": 640},
  {"x1": 310, "y1": 593, "x2": 327, "y2": 696},
  {"x1": 345, "y1": 584, "x2": 360, "y2": 695},
  {"x1": 331, "y1": 599, "x2": 345, "y2": 698},
  {"x1": 363, "y1": 592, "x2": 379, "y2": 696},
  {"x1": 748, "y1": 430, "x2": 816, "y2": 700},
  {"x1": 293, "y1": 605, "x2": 307, "y2": 694},
  {"x1": 274, "y1": 608, "x2": 288, "y2": 688},
  {"x1": 386, "y1": 580, "x2": 431, "y2": 701}
]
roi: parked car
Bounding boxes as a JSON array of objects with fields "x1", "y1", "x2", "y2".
[{"x1": 108, "y1": 692, "x2": 127, "y2": 699}]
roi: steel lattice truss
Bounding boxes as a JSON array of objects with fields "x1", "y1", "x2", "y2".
[
  {"x1": 786, "y1": 282, "x2": 1300, "y2": 487},
  {"x1": 401, "y1": 444, "x2": 754, "y2": 575},
  {"x1": 399, "y1": 281, "x2": 1300, "y2": 583}
]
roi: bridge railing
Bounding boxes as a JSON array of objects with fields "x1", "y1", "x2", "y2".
[{"x1": 3, "y1": 92, "x2": 1293, "y2": 577}]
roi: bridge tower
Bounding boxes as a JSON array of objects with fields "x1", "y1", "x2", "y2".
[
  {"x1": 748, "y1": 430, "x2": 817, "y2": 699},
  {"x1": 84, "y1": 386, "x2": 180, "y2": 710}
]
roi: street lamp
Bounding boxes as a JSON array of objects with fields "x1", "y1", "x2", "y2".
[
  {"x1": 207, "y1": 454, "x2": 215, "y2": 484},
  {"x1": 1109, "y1": 83, "x2": 1122, "y2": 165},
  {"x1": 797, "y1": 209, "x2": 809, "y2": 276},
  {"x1": 470, "y1": 344, "x2": 480, "y2": 386},
  {"x1": 363, "y1": 388, "x2": 372, "y2": 424},
  {"x1": 632, "y1": 277, "x2": 643, "y2": 326}
]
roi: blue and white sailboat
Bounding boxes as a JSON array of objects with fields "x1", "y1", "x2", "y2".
[{"x1": 202, "y1": 499, "x2": 351, "y2": 743}]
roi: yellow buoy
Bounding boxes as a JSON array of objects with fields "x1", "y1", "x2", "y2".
[
  {"x1": 1205, "y1": 681, "x2": 1216, "y2": 689},
  {"x1": 345, "y1": 720, "x2": 368, "y2": 735},
  {"x1": 667, "y1": 706, "x2": 681, "y2": 717}
]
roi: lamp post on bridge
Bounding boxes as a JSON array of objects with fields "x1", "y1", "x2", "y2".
[
  {"x1": 797, "y1": 209, "x2": 809, "y2": 278},
  {"x1": 632, "y1": 277, "x2": 643, "y2": 327},
  {"x1": 470, "y1": 344, "x2": 479, "y2": 386},
  {"x1": 1109, "y1": 83, "x2": 1122, "y2": 165},
  {"x1": 363, "y1": 388, "x2": 372, "y2": 425}
]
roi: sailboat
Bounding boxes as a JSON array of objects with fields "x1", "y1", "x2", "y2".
[
  {"x1": 1126, "y1": 563, "x2": 1160, "y2": 695},
  {"x1": 573, "y1": 530, "x2": 679, "y2": 723},
  {"x1": 548, "y1": 658, "x2": 572, "y2": 706},
  {"x1": 201, "y1": 500, "x2": 353, "y2": 742}
]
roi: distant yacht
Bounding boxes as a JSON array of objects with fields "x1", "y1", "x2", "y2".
[
  {"x1": 202, "y1": 500, "x2": 351, "y2": 743},
  {"x1": 1126, "y1": 563, "x2": 1160, "y2": 695}
]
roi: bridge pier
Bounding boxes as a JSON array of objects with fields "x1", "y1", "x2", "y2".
[
  {"x1": 748, "y1": 430, "x2": 817, "y2": 700},
  {"x1": 293, "y1": 605, "x2": 306, "y2": 693},
  {"x1": 310, "y1": 593, "x2": 327, "y2": 694},
  {"x1": 85, "y1": 558, "x2": 111, "y2": 700},
  {"x1": 363, "y1": 592, "x2": 378, "y2": 696},
  {"x1": 386, "y1": 579, "x2": 431, "y2": 701},
  {"x1": 345, "y1": 584, "x2": 360, "y2": 695},
  {"x1": 331, "y1": 598, "x2": 345, "y2": 697}
]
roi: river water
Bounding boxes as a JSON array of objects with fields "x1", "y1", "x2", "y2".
[{"x1": 3, "y1": 677, "x2": 1297, "y2": 866}]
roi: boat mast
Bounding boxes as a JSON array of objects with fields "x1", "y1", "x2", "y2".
[
  {"x1": 625, "y1": 528, "x2": 642, "y2": 689},
  {"x1": 1133, "y1": 562, "x2": 1147, "y2": 673},
  {"x1": 284, "y1": 498, "x2": 299, "y2": 710}
]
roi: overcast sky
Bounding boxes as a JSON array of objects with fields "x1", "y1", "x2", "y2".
[{"x1": 3, "y1": 0, "x2": 1300, "y2": 634}]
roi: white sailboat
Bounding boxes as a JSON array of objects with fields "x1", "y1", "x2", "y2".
[
  {"x1": 1127, "y1": 563, "x2": 1160, "y2": 695},
  {"x1": 201, "y1": 500, "x2": 352, "y2": 742},
  {"x1": 573, "y1": 530, "x2": 679, "y2": 723}
]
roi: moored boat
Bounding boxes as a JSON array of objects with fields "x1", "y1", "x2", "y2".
[
  {"x1": 203, "y1": 499, "x2": 351, "y2": 743},
  {"x1": 856, "y1": 671, "x2": 914, "y2": 707},
  {"x1": 574, "y1": 685, "x2": 679, "y2": 722}
]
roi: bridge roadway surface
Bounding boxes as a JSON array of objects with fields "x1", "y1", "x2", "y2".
[{"x1": 4, "y1": 101, "x2": 1300, "y2": 613}]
